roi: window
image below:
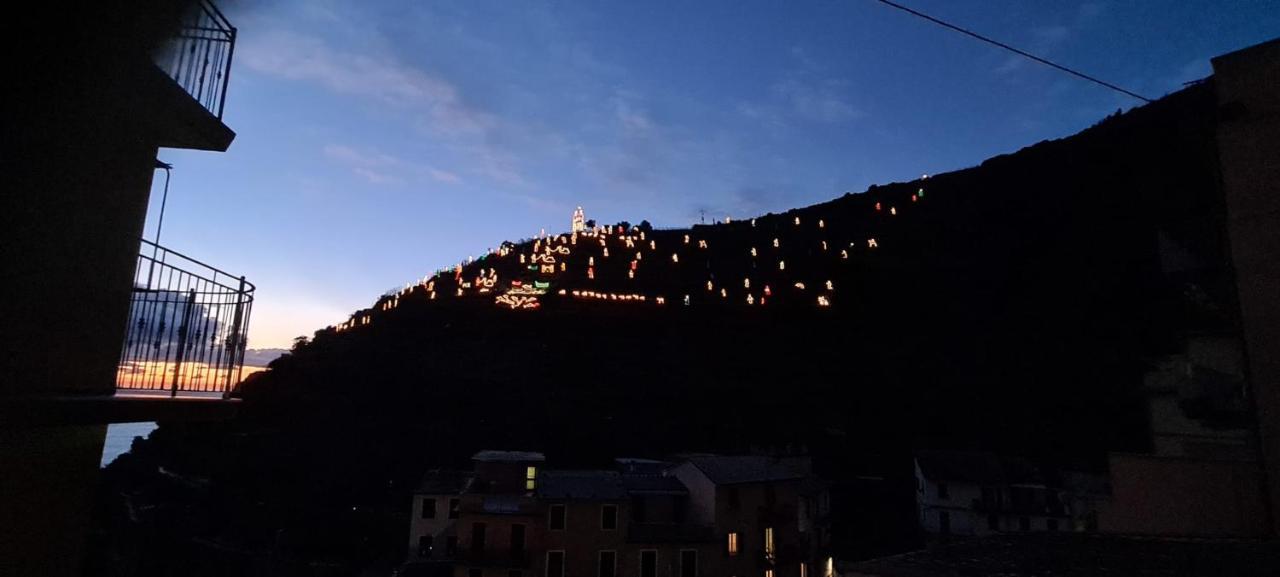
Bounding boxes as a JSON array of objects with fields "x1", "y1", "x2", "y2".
[
  {"x1": 800, "y1": 563, "x2": 807, "y2": 577},
  {"x1": 1019, "y1": 517, "x2": 1030, "y2": 532},
  {"x1": 422, "y1": 497, "x2": 437, "y2": 519},
  {"x1": 526, "y1": 466, "x2": 538, "y2": 491},
  {"x1": 549, "y1": 504, "x2": 566, "y2": 530},
  {"x1": 450, "y1": 498, "x2": 461, "y2": 519},
  {"x1": 598, "y1": 550, "x2": 617, "y2": 577},
  {"x1": 446, "y1": 536, "x2": 459, "y2": 557},
  {"x1": 726, "y1": 487, "x2": 740, "y2": 510},
  {"x1": 469, "y1": 569, "x2": 482, "y2": 577},
  {"x1": 639, "y1": 550, "x2": 657, "y2": 577},
  {"x1": 764, "y1": 527, "x2": 775, "y2": 560},
  {"x1": 987, "y1": 514, "x2": 999, "y2": 531},
  {"x1": 1047, "y1": 518, "x2": 1059, "y2": 532},
  {"x1": 679, "y1": 550, "x2": 697, "y2": 577},
  {"x1": 418, "y1": 535, "x2": 434, "y2": 558},
  {"x1": 938, "y1": 511, "x2": 950, "y2": 535},
  {"x1": 546, "y1": 551, "x2": 565, "y2": 577},
  {"x1": 674, "y1": 495, "x2": 687, "y2": 524},
  {"x1": 766, "y1": 570, "x2": 774, "y2": 577},
  {"x1": 726, "y1": 532, "x2": 739, "y2": 556},
  {"x1": 937, "y1": 483, "x2": 949, "y2": 500},
  {"x1": 602, "y1": 504, "x2": 618, "y2": 530},
  {"x1": 511, "y1": 524, "x2": 526, "y2": 556},
  {"x1": 632, "y1": 496, "x2": 647, "y2": 523},
  {"x1": 471, "y1": 522, "x2": 487, "y2": 553}
]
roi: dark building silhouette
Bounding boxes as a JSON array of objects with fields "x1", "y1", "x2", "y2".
[{"x1": 0, "y1": 1, "x2": 246, "y2": 574}]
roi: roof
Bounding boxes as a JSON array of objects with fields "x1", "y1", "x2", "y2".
[
  {"x1": 685, "y1": 455, "x2": 811, "y2": 485},
  {"x1": 915, "y1": 451, "x2": 1004, "y2": 484},
  {"x1": 621, "y1": 474, "x2": 688, "y2": 495},
  {"x1": 416, "y1": 469, "x2": 474, "y2": 495},
  {"x1": 615, "y1": 457, "x2": 675, "y2": 475},
  {"x1": 845, "y1": 534, "x2": 1280, "y2": 577},
  {"x1": 471, "y1": 450, "x2": 546, "y2": 463},
  {"x1": 537, "y1": 470, "x2": 627, "y2": 500}
]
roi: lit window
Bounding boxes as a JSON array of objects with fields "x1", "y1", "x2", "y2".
[
  {"x1": 726, "y1": 532, "x2": 738, "y2": 556},
  {"x1": 764, "y1": 527, "x2": 775, "y2": 560},
  {"x1": 800, "y1": 563, "x2": 808, "y2": 577},
  {"x1": 526, "y1": 466, "x2": 538, "y2": 491}
]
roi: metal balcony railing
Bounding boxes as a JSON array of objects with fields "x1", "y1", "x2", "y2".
[
  {"x1": 117, "y1": 239, "x2": 254, "y2": 396},
  {"x1": 153, "y1": 0, "x2": 236, "y2": 119}
]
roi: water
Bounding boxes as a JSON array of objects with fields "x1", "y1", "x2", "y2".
[{"x1": 101, "y1": 422, "x2": 158, "y2": 467}]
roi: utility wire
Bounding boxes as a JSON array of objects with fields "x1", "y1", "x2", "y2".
[{"x1": 871, "y1": 0, "x2": 1153, "y2": 103}]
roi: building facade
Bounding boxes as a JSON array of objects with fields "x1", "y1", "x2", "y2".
[
  {"x1": 406, "y1": 453, "x2": 831, "y2": 577},
  {"x1": 913, "y1": 451, "x2": 1070, "y2": 538}
]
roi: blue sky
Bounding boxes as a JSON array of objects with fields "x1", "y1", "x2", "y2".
[{"x1": 151, "y1": 0, "x2": 1279, "y2": 348}]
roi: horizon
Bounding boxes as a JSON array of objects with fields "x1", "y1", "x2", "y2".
[{"x1": 142, "y1": 0, "x2": 1279, "y2": 348}]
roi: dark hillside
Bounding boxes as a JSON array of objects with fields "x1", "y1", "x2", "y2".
[{"x1": 90, "y1": 83, "x2": 1239, "y2": 574}]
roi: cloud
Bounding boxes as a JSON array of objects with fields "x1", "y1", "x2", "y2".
[
  {"x1": 428, "y1": 168, "x2": 462, "y2": 184},
  {"x1": 240, "y1": 30, "x2": 495, "y2": 137},
  {"x1": 771, "y1": 77, "x2": 861, "y2": 124},
  {"x1": 322, "y1": 144, "x2": 404, "y2": 184}
]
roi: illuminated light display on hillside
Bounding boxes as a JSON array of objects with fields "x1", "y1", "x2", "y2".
[
  {"x1": 868, "y1": 238, "x2": 878, "y2": 248},
  {"x1": 795, "y1": 282, "x2": 806, "y2": 290},
  {"x1": 560, "y1": 262, "x2": 567, "y2": 272},
  {"x1": 817, "y1": 296, "x2": 830, "y2": 307},
  {"x1": 746, "y1": 294, "x2": 755, "y2": 305},
  {"x1": 875, "y1": 202, "x2": 882, "y2": 211},
  {"x1": 744, "y1": 278, "x2": 751, "y2": 289},
  {"x1": 751, "y1": 247, "x2": 758, "y2": 257},
  {"x1": 773, "y1": 238, "x2": 780, "y2": 248},
  {"x1": 628, "y1": 270, "x2": 635, "y2": 279},
  {"x1": 571, "y1": 290, "x2": 651, "y2": 303},
  {"x1": 822, "y1": 241, "x2": 828, "y2": 251},
  {"x1": 890, "y1": 207, "x2": 897, "y2": 215},
  {"x1": 630, "y1": 260, "x2": 638, "y2": 271},
  {"x1": 826, "y1": 280, "x2": 834, "y2": 290},
  {"x1": 649, "y1": 240, "x2": 656, "y2": 250},
  {"x1": 819, "y1": 219, "x2": 825, "y2": 228},
  {"x1": 589, "y1": 256, "x2": 595, "y2": 266},
  {"x1": 794, "y1": 216, "x2": 801, "y2": 226},
  {"x1": 456, "y1": 288, "x2": 463, "y2": 296},
  {"x1": 698, "y1": 240, "x2": 708, "y2": 249},
  {"x1": 588, "y1": 267, "x2": 595, "y2": 279},
  {"x1": 626, "y1": 239, "x2": 635, "y2": 249},
  {"x1": 635, "y1": 251, "x2": 642, "y2": 261},
  {"x1": 672, "y1": 253, "x2": 679, "y2": 263},
  {"x1": 779, "y1": 260, "x2": 786, "y2": 271},
  {"x1": 725, "y1": 216, "x2": 732, "y2": 224},
  {"x1": 918, "y1": 187, "x2": 925, "y2": 197},
  {"x1": 640, "y1": 231, "x2": 647, "y2": 241},
  {"x1": 495, "y1": 294, "x2": 540, "y2": 310},
  {"x1": 684, "y1": 234, "x2": 690, "y2": 244},
  {"x1": 720, "y1": 288, "x2": 727, "y2": 298},
  {"x1": 841, "y1": 250, "x2": 849, "y2": 260},
  {"x1": 911, "y1": 194, "x2": 918, "y2": 202},
  {"x1": 751, "y1": 218, "x2": 757, "y2": 227},
  {"x1": 603, "y1": 248, "x2": 610, "y2": 258},
  {"x1": 707, "y1": 280, "x2": 714, "y2": 291},
  {"x1": 540, "y1": 264, "x2": 556, "y2": 274},
  {"x1": 430, "y1": 291, "x2": 437, "y2": 300},
  {"x1": 763, "y1": 285, "x2": 772, "y2": 296},
  {"x1": 683, "y1": 295, "x2": 691, "y2": 306},
  {"x1": 656, "y1": 296, "x2": 666, "y2": 305}
]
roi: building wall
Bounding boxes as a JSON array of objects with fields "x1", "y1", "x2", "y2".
[
  {"x1": 540, "y1": 501, "x2": 629, "y2": 577},
  {"x1": 714, "y1": 481, "x2": 808, "y2": 577},
  {"x1": 1213, "y1": 38, "x2": 1280, "y2": 536},
  {"x1": 408, "y1": 493, "x2": 461, "y2": 561},
  {"x1": 1099, "y1": 453, "x2": 1268, "y2": 536},
  {"x1": 671, "y1": 464, "x2": 717, "y2": 526}
]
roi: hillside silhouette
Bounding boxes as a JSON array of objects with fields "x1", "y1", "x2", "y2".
[{"x1": 92, "y1": 83, "x2": 1239, "y2": 572}]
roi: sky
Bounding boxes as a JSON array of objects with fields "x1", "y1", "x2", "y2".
[{"x1": 148, "y1": 0, "x2": 1280, "y2": 349}]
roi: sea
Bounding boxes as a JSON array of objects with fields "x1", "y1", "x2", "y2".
[{"x1": 101, "y1": 422, "x2": 158, "y2": 467}]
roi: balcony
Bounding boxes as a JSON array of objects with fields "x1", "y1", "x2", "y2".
[
  {"x1": 117, "y1": 240, "x2": 254, "y2": 397},
  {"x1": 152, "y1": 0, "x2": 236, "y2": 120}
]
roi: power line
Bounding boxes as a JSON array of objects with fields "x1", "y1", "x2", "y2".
[{"x1": 871, "y1": 0, "x2": 1153, "y2": 103}]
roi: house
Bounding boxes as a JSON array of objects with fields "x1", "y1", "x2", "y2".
[
  {"x1": 406, "y1": 453, "x2": 830, "y2": 577},
  {"x1": 671, "y1": 455, "x2": 833, "y2": 577},
  {"x1": 913, "y1": 451, "x2": 1069, "y2": 537}
]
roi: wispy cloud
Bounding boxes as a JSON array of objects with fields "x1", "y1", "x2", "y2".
[
  {"x1": 323, "y1": 144, "x2": 403, "y2": 184},
  {"x1": 771, "y1": 77, "x2": 862, "y2": 124},
  {"x1": 428, "y1": 168, "x2": 462, "y2": 184}
]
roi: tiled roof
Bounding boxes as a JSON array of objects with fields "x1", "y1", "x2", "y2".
[
  {"x1": 537, "y1": 470, "x2": 627, "y2": 500},
  {"x1": 686, "y1": 455, "x2": 811, "y2": 485},
  {"x1": 471, "y1": 450, "x2": 546, "y2": 463},
  {"x1": 621, "y1": 474, "x2": 688, "y2": 495},
  {"x1": 417, "y1": 469, "x2": 474, "y2": 495},
  {"x1": 846, "y1": 534, "x2": 1280, "y2": 577}
]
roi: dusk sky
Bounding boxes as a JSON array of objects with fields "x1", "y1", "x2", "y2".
[{"x1": 149, "y1": 0, "x2": 1279, "y2": 349}]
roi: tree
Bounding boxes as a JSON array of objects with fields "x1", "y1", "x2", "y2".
[
  {"x1": 616, "y1": 221, "x2": 632, "y2": 232},
  {"x1": 638, "y1": 220, "x2": 653, "y2": 233},
  {"x1": 585, "y1": 219, "x2": 597, "y2": 229},
  {"x1": 291, "y1": 335, "x2": 310, "y2": 353}
]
